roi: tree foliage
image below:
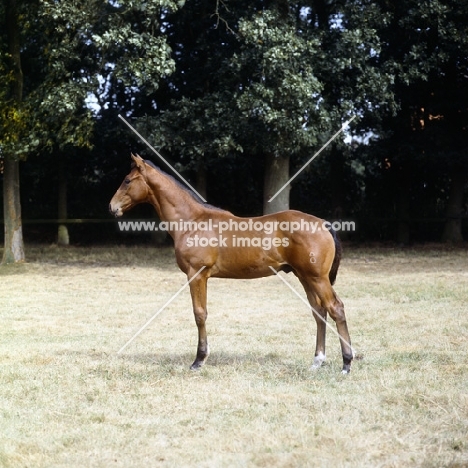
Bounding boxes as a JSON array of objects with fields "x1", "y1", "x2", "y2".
[
  {"x1": 0, "y1": 0, "x2": 181, "y2": 157},
  {"x1": 0, "y1": 0, "x2": 183, "y2": 259},
  {"x1": 141, "y1": 0, "x2": 398, "y2": 214},
  {"x1": 1, "y1": 0, "x2": 466, "y2": 244}
]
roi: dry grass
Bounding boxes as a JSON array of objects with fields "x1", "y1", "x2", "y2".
[{"x1": 0, "y1": 244, "x2": 467, "y2": 467}]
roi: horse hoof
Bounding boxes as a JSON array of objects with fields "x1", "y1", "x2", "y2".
[
  {"x1": 190, "y1": 362, "x2": 203, "y2": 371},
  {"x1": 310, "y1": 352, "x2": 326, "y2": 371}
]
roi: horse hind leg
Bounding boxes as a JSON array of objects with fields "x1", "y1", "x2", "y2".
[
  {"x1": 323, "y1": 287, "x2": 353, "y2": 374},
  {"x1": 310, "y1": 308, "x2": 327, "y2": 370},
  {"x1": 300, "y1": 279, "x2": 328, "y2": 370},
  {"x1": 302, "y1": 277, "x2": 353, "y2": 374}
]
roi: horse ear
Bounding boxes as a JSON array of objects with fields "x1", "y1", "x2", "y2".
[{"x1": 131, "y1": 153, "x2": 145, "y2": 172}]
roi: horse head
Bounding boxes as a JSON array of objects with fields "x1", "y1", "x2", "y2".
[{"x1": 109, "y1": 154, "x2": 149, "y2": 217}]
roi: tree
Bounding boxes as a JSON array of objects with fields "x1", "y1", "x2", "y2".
[
  {"x1": 142, "y1": 0, "x2": 396, "y2": 216},
  {"x1": 39, "y1": 0, "x2": 181, "y2": 242},
  {"x1": 1, "y1": 0, "x2": 26, "y2": 263},
  {"x1": 1, "y1": 0, "x2": 181, "y2": 257},
  {"x1": 234, "y1": 6, "x2": 326, "y2": 214}
]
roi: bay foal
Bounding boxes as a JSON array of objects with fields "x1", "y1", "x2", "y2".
[{"x1": 110, "y1": 154, "x2": 353, "y2": 373}]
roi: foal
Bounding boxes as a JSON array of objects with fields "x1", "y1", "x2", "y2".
[{"x1": 110, "y1": 154, "x2": 353, "y2": 373}]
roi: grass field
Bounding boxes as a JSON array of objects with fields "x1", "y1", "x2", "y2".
[{"x1": 0, "y1": 244, "x2": 467, "y2": 467}]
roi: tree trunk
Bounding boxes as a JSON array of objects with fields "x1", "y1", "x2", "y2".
[
  {"x1": 263, "y1": 153, "x2": 290, "y2": 215},
  {"x1": 2, "y1": 0, "x2": 25, "y2": 263},
  {"x1": 441, "y1": 168, "x2": 466, "y2": 243},
  {"x1": 2, "y1": 157, "x2": 25, "y2": 263},
  {"x1": 57, "y1": 155, "x2": 70, "y2": 246}
]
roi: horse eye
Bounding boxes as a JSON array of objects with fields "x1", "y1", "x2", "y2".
[{"x1": 125, "y1": 178, "x2": 131, "y2": 185}]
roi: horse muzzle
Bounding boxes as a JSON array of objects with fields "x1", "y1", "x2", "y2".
[{"x1": 109, "y1": 203, "x2": 123, "y2": 218}]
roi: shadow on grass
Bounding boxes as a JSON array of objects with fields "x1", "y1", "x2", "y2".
[
  {"x1": 115, "y1": 351, "x2": 288, "y2": 367},
  {"x1": 59, "y1": 349, "x2": 348, "y2": 382},
  {"x1": 112, "y1": 350, "x2": 346, "y2": 380}
]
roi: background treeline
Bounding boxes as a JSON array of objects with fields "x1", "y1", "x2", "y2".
[{"x1": 1, "y1": 0, "x2": 467, "y2": 254}]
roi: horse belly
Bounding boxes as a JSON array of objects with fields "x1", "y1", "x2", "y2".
[
  {"x1": 211, "y1": 246, "x2": 280, "y2": 279},
  {"x1": 213, "y1": 265, "x2": 275, "y2": 279}
]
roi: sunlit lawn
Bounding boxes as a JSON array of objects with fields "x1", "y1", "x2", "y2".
[{"x1": 0, "y1": 245, "x2": 467, "y2": 467}]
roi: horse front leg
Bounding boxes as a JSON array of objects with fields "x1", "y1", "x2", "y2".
[{"x1": 189, "y1": 275, "x2": 210, "y2": 370}]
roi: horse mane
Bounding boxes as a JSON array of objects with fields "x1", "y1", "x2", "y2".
[{"x1": 143, "y1": 159, "x2": 228, "y2": 213}]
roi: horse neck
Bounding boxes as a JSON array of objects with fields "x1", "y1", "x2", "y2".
[{"x1": 144, "y1": 166, "x2": 203, "y2": 222}]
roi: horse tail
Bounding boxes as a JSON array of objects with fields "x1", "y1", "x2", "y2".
[{"x1": 329, "y1": 227, "x2": 342, "y2": 286}]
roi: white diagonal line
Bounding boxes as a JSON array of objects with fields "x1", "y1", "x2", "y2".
[
  {"x1": 118, "y1": 114, "x2": 207, "y2": 203},
  {"x1": 117, "y1": 266, "x2": 206, "y2": 354},
  {"x1": 268, "y1": 266, "x2": 356, "y2": 355},
  {"x1": 268, "y1": 115, "x2": 356, "y2": 203}
]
